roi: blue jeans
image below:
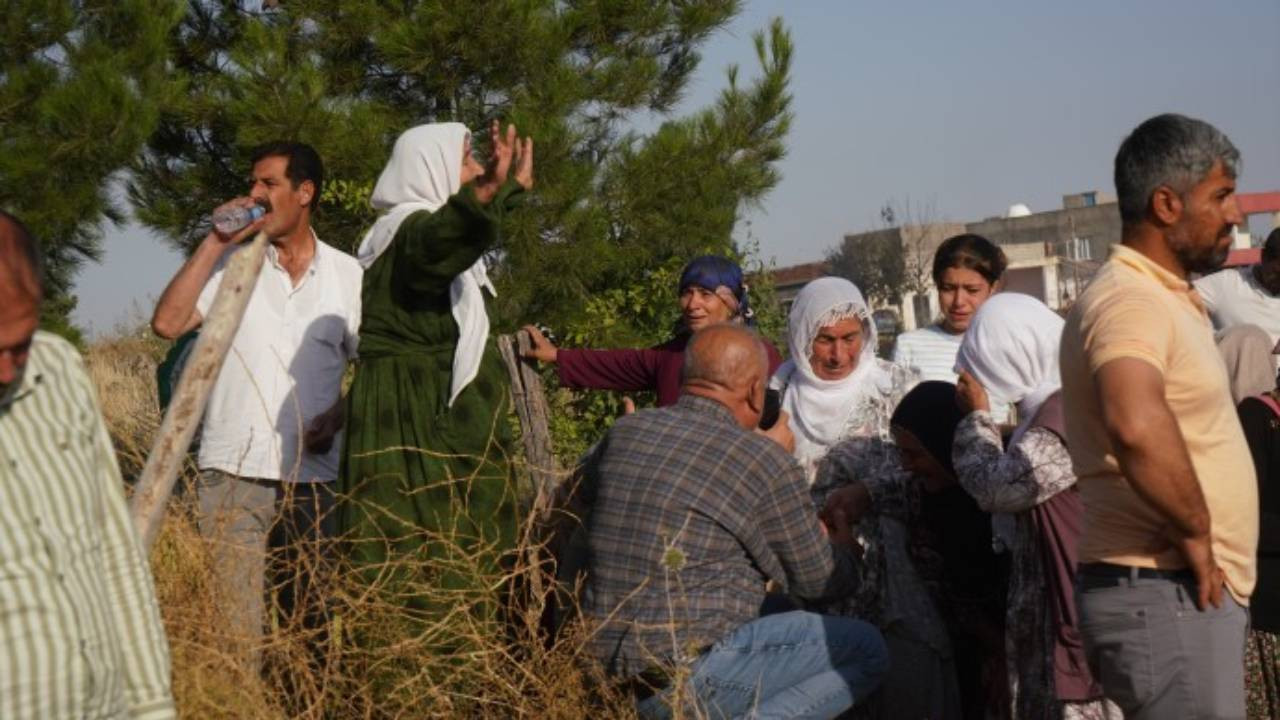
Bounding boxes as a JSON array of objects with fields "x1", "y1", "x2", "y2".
[{"x1": 637, "y1": 610, "x2": 889, "y2": 720}]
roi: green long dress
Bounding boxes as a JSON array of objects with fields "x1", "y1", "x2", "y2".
[{"x1": 338, "y1": 181, "x2": 522, "y2": 621}]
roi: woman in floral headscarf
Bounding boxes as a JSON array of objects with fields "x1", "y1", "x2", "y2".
[
  {"x1": 773, "y1": 277, "x2": 959, "y2": 719},
  {"x1": 521, "y1": 254, "x2": 782, "y2": 407},
  {"x1": 953, "y1": 293, "x2": 1118, "y2": 720}
]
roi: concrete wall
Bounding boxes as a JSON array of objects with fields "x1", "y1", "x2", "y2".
[{"x1": 966, "y1": 202, "x2": 1121, "y2": 261}]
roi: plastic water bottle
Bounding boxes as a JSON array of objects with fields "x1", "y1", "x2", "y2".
[{"x1": 211, "y1": 204, "x2": 266, "y2": 235}]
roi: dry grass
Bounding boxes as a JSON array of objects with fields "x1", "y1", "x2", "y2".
[{"x1": 83, "y1": 333, "x2": 658, "y2": 719}]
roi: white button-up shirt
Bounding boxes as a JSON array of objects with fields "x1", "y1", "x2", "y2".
[{"x1": 196, "y1": 234, "x2": 362, "y2": 482}]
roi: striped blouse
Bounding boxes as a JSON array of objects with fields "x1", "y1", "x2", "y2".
[
  {"x1": 893, "y1": 324, "x2": 1012, "y2": 424},
  {"x1": 0, "y1": 331, "x2": 174, "y2": 719}
]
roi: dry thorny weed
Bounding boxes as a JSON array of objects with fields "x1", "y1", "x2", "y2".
[{"x1": 85, "y1": 333, "x2": 720, "y2": 719}]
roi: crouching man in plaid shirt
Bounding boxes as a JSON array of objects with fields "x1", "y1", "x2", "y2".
[{"x1": 576, "y1": 323, "x2": 887, "y2": 719}]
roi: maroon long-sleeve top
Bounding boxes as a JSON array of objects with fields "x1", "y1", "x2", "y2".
[{"x1": 556, "y1": 334, "x2": 785, "y2": 407}]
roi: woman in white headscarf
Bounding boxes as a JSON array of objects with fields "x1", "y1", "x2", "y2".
[
  {"x1": 772, "y1": 277, "x2": 918, "y2": 483},
  {"x1": 953, "y1": 292, "x2": 1118, "y2": 720},
  {"x1": 773, "y1": 278, "x2": 962, "y2": 719},
  {"x1": 338, "y1": 121, "x2": 533, "y2": 615}
]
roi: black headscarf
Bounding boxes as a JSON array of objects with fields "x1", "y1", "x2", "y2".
[
  {"x1": 890, "y1": 380, "x2": 967, "y2": 476},
  {"x1": 892, "y1": 380, "x2": 1006, "y2": 605}
]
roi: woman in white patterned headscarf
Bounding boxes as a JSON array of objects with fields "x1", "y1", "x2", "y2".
[
  {"x1": 773, "y1": 278, "x2": 960, "y2": 720},
  {"x1": 953, "y1": 293, "x2": 1119, "y2": 720},
  {"x1": 338, "y1": 121, "x2": 533, "y2": 627},
  {"x1": 772, "y1": 277, "x2": 916, "y2": 482}
]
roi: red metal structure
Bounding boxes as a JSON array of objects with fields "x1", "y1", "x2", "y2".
[{"x1": 1223, "y1": 191, "x2": 1280, "y2": 268}]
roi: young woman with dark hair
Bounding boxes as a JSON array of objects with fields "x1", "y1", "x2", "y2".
[{"x1": 892, "y1": 233, "x2": 1006, "y2": 382}]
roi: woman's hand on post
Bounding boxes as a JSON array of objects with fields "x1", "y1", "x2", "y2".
[{"x1": 520, "y1": 324, "x2": 558, "y2": 363}]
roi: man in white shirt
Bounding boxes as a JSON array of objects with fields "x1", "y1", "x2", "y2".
[
  {"x1": 1195, "y1": 228, "x2": 1280, "y2": 346},
  {"x1": 151, "y1": 142, "x2": 362, "y2": 660}
]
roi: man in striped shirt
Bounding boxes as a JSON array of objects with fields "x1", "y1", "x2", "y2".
[{"x1": 0, "y1": 212, "x2": 174, "y2": 718}]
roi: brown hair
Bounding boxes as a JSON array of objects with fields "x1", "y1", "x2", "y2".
[{"x1": 931, "y1": 233, "x2": 1007, "y2": 287}]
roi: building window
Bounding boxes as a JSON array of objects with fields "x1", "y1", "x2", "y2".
[
  {"x1": 912, "y1": 293, "x2": 933, "y2": 328},
  {"x1": 1082, "y1": 192, "x2": 1096, "y2": 207},
  {"x1": 1069, "y1": 236, "x2": 1092, "y2": 261}
]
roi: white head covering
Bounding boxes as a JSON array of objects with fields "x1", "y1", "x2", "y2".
[
  {"x1": 776, "y1": 277, "x2": 884, "y2": 467},
  {"x1": 954, "y1": 292, "x2": 1064, "y2": 444},
  {"x1": 357, "y1": 123, "x2": 496, "y2": 407}
]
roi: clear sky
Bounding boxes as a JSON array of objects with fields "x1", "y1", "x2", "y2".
[{"x1": 75, "y1": 0, "x2": 1280, "y2": 335}]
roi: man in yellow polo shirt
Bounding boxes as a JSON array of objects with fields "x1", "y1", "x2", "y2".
[{"x1": 1061, "y1": 113, "x2": 1255, "y2": 719}]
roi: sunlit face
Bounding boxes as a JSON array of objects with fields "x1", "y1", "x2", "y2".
[
  {"x1": 892, "y1": 426, "x2": 952, "y2": 487},
  {"x1": 0, "y1": 297, "x2": 38, "y2": 395},
  {"x1": 460, "y1": 135, "x2": 484, "y2": 185},
  {"x1": 937, "y1": 266, "x2": 995, "y2": 334},
  {"x1": 249, "y1": 155, "x2": 312, "y2": 239},
  {"x1": 808, "y1": 318, "x2": 863, "y2": 381},
  {"x1": 1167, "y1": 161, "x2": 1243, "y2": 275},
  {"x1": 680, "y1": 285, "x2": 735, "y2": 331}
]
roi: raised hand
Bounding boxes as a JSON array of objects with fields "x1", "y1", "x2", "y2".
[
  {"x1": 209, "y1": 196, "x2": 267, "y2": 246},
  {"x1": 956, "y1": 369, "x2": 990, "y2": 414},
  {"x1": 486, "y1": 120, "x2": 516, "y2": 187},
  {"x1": 513, "y1": 136, "x2": 534, "y2": 190},
  {"x1": 475, "y1": 121, "x2": 532, "y2": 203}
]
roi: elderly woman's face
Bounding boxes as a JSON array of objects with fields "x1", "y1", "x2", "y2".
[
  {"x1": 680, "y1": 285, "x2": 735, "y2": 332},
  {"x1": 808, "y1": 318, "x2": 863, "y2": 381}
]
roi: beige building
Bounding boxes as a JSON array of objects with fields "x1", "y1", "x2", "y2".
[
  {"x1": 771, "y1": 189, "x2": 1278, "y2": 340},
  {"x1": 830, "y1": 191, "x2": 1123, "y2": 331}
]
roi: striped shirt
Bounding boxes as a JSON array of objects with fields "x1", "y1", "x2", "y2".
[
  {"x1": 579, "y1": 394, "x2": 859, "y2": 675},
  {"x1": 893, "y1": 323, "x2": 1012, "y2": 424},
  {"x1": 0, "y1": 331, "x2": 174, "y2": 719},
  {"x1": 892, "y1": 324, "x2": 963, "y2": 383}
]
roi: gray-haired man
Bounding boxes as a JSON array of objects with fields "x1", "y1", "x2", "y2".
[{"x1": 1061, "y1": 114, "x2": 1255, "y2": 718}]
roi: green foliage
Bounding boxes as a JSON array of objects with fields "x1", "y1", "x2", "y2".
[
  {"x1": 125, "y1": 1, "x2": 796, "y2": 459},
  {"x1": 38, "y1": 293, "x2": 85, "y2": 349},
  {"x1": 320, "y1": 179, "x2": 376, "y2": 254},
  {"x1": 0, "y1": 0, "x2": 183, "y2": 334},
  {"x1": 543, "y1": 242, "x2": 788, "y2": 464}
]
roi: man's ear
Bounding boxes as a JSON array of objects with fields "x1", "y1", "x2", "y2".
[
  {"x1": 746, "y1": 376, "x2": 764, "y2": 414},
  {"x1": 298, "y1": 179, "x2": 316, "y2": 208},
  {"x1": 1149, "y1": 185, "x2": 1183, "y2": 226}
]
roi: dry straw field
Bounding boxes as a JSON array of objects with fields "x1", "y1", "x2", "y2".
[{"x1": 85, "y1": 331, "x2": 664, "y2": 719}]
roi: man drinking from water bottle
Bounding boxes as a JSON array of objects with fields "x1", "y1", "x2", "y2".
[{"x1": 150, "y1": 141, "x2": 362, "y2": 666}]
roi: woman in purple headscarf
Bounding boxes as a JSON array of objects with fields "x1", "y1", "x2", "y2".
[{"x1": 521, "y1": 255, "x2": 782, "y2": 406}]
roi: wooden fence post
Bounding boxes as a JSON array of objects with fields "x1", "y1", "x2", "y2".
[
  {"x1": 497, "y1": 330, "x2": 560, "y2": 512},
  {"x1": 129, "y1": 233, "x2": 269, "y2": 550}
]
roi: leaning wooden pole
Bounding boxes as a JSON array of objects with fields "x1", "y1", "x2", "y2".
[{"x1": 130, "y1": 233, "x2": 270, "y2": 550}]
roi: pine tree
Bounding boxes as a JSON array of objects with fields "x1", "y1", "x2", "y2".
[
  {"x1": 0, "y1": 0, "x2": 183, "y2": 342},
  {"x1": 128, "y1": 1, "x2": 793, "y2": 341}
]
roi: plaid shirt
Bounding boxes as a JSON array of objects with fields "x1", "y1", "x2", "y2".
[{"x1": 580, "y1": 393, "x2": 859, "y2": 676}]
